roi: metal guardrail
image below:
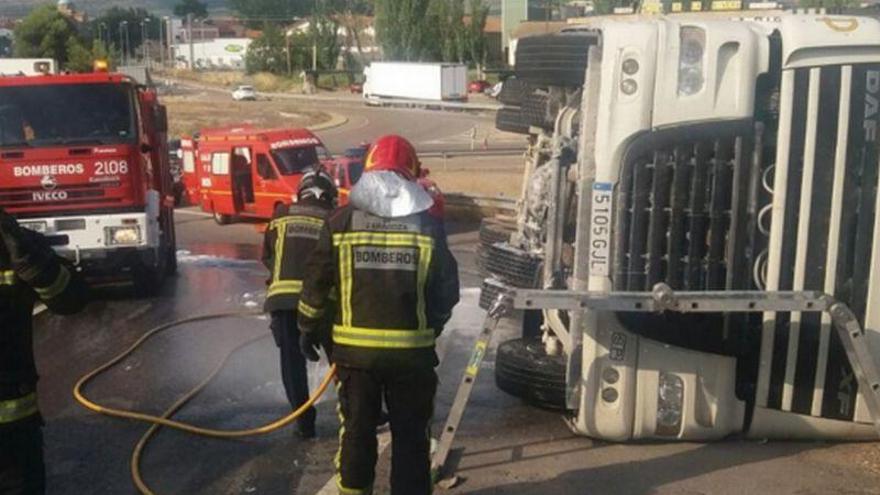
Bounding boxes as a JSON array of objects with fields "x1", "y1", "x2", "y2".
[
  {"x1": 445, "y1": 193, "x2": 517, "y2": 213},
  {"x1": 420, "y1": 148, "x2": 525, "y2": 159},
  {"x1": 364, "y1": 96, "x2": 502, "y2": 112}
]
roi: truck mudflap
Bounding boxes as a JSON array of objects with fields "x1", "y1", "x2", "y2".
[{"x1": 493, "y1": 282, "x2": 880, "y2": 438}]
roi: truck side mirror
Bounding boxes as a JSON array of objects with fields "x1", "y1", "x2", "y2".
[{"x1": 155, "y1": 105, "x2": 168, "y2": 134}]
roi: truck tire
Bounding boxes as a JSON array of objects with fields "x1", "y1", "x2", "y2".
[
  {"x1": 497, "y1": 77, "x2": 531, "y2": 106},
  {"x1": 496, "y1": 107, "x2": 531, "y2": 135},
  {"x1": 515, "y1": 34, "x2": 596, "y2": 87},
  {"x1": 495, "y1": 338, "x2": 567, "y2": 410},
  {"x1": 479, "y1": 218, "x2": 515, "y2": 246},
  {"x1": 213, "y1": 212, "x2": 232, "y2": 225},
  {"x1": 521, "y1": 92, "x2": 553, "y2": 130}
]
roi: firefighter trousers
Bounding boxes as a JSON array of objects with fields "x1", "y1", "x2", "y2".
[
  {"x1": 270, "y1": 311, "x2": 316, "y2": 431},
  {"x1": 335, "y1": 365, "x2": 437, "y2": 495},
  {"x1": 0, "y1": 414, "x2": 44, "y2": 495}
]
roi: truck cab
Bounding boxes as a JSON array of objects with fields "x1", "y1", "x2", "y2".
[
  {"x1": 0, "y1": 72, "x2": 175, "y2": 292},
  {"x1": 486, "y1": 11, "x2": 880, "y2": 442},
  {"x1": 196, "y1": 128, "x2": 330, "y2": 224}
]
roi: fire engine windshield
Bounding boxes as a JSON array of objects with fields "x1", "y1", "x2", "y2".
[
  {"x1": 0, "y1": 83, "x2": 135, "y2": 147},
  {"x1": 271, "y1": 146, "x2": 320, "y2": 175}
]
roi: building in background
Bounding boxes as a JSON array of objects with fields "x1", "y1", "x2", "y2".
[{"x1": 172, "y1": 38, "x2": 251, "y2": 69}]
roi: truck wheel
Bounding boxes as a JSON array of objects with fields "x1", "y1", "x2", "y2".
[
  {"x1": 497, "y1": 77, "x2": 531, "y2": 106},
  {"x1": 515, "y1": 33, "x2": 596, "y2": 87},
  {"x1": 495, "y1": 107, "x2": 531, "y2": 135},
  {"x1": 495, "y1": 338, "x2": 567, "y2": 411},
  {"x1": 479, "y1": 218, "x2": 515, "y2": 246},
  {"x1": 213, "y1": 212, "x2": 232, "y2": 225},
  {"x1": 521, "y1": 92, "x2": 553, "y2": 130}
]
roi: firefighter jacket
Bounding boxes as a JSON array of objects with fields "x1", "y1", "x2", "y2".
[
  {"x1": 262, "y1": 199, "x2": 333, "y2": 313},
  {"x1": 297, "y1": 206, "x2": 460, "y2": 370},
  {"x1": 1, "y1": 227, "x2": 88, "y2": 427}
]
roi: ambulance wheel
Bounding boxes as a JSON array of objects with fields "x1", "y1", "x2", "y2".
[
  {"x1": 213, "y1": 212, "x2": 232, "y2": 225},
  {"x1": 495, "y1": 338, "x2": 567, "y2": 411}
]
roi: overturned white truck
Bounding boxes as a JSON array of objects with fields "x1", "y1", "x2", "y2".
[{"x1": 483, "y1": 13, "x2": 880, "y2": 441}]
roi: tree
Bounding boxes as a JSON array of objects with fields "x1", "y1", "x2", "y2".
[
  {"x1": 245, "y1": 23, "x2": 307, "y2": 74},
  {"x1": 90, "y1": 7, "x2": 160, "y2": 57},
  {"x1": 228, "y1": 0, "x2": 308, "y2": 27},
  {"x1": 310, "y1": 3, "x2": 341, "y2": 70},
  {"x1": 13, "y1": 5, "x2": 81, "y2": 65},
  {"x1": 174, "y1": 0, "x2": 209, "y2": 19},
  {"x1": 374, "y1": 0, "x2": 432, "y2": 60},
  {"x1": 465, "y1": 0, "x2": 489, "y2": 77}
]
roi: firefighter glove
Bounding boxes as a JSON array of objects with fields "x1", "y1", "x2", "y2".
[
  {"x1": 299, "y1": 332, "x2": 321, "y2": 362},
  {"x1": 0, "y1": 208, "x2": 53, "y2": 281}
]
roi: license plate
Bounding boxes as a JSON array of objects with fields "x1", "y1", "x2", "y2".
[{"x1": 589, "y1": 182, "x2": 613, "y2": 277}]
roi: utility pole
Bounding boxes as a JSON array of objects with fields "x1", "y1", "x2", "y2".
[
  {"x1": 286, "y1": 30, "x2": 292, "y2": 76},
  {"x1": 187, "y1": 13, "x2": 195, "y2": 70},
  {"x1": 159, "y1": 17, "x2": 165, "y2": 68},
  {"x1": 165, "y1": 16, "x2": 173, "y2": 68}
]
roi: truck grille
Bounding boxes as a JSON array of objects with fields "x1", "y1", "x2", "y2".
[
  {"x1": 613, "y1": 124, "x2": 755, "y2": 293},
  {"x1": 611, "y1": 64, "x2": 880, "y2": 424},
  {"x1": 0, "y1": 182, "x2": 114, "y2": 207}
]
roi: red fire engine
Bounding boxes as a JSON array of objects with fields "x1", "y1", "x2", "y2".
[
  {"x1": 0, "y1": 71, "x2": 176, "y2": 293},
  {"x1": 185, "y1": 127, "x2": 332, "y2": 224}
]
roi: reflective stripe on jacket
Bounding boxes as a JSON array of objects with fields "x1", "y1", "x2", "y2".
[
  {"x1": 0, "y1": 392, "x2": 37, "y2": 424},
  {"x1": 262, "y1": 201, "x2": 332, "y2": 313},
  {"x1": 298, "y1": 207, "x2": 460, "y2": 370}
]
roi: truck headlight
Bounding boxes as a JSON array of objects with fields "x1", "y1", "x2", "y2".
[
  {"x1": 656, "y1": 372, "x2": 684, "y2": 436},
  {"x1": 678, "y1": 27, "x2": 705, "y2": 96},
  {"x1": 105, "y1": 226, "x2": 141, "y2": 246},
  {"x1": 20, "y1": 221, "x2": 48, "y2": 234}
]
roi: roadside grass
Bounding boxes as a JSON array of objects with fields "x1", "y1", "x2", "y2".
[{"x1": 163, "y1": 94, "x2": 331, "y2": 137}]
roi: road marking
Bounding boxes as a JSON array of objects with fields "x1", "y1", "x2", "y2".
[{"x1": 124, "y1": 303, "x2": 153, "y2": 322}]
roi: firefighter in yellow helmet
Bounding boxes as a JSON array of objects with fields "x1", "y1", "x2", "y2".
[
  {"x1": 261, "y1": 168, "x2": 337, "y2": 439},
  {"x1": 298, "y1": 135, "x2": 460, "y2": 494},
  {"x1": 0, "y1": 208, "x2": 89, "y2": 495}
]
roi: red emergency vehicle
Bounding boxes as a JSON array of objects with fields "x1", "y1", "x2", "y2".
[
  {"x1": 190, "y1": 127, "x2": 331, "y2": 224},
  {"x1": 0, "y1": 71, "x2": 176, "y2": 292}
]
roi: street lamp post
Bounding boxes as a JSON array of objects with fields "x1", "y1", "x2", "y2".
[
  {"x1": 119, "y1": 21, "x2": 129, "y2": 66},
  {"x1": 141, "y1": 18, "x2": 151, "y2": 67},
  {"x1": 286, "y1": 29, "x2": 293, "y2": 76}
]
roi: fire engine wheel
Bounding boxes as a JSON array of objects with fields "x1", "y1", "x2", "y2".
[
  {"x1": 495, "y1": 337, "x2": 567, "y2": 411},
  {"x1": 213, "y1": 212, "x2": 233, "y2": 225}
]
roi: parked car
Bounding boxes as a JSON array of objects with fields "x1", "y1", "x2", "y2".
[
  {"x1": 349, "y1": 82, "x2": 363, "y2": 93},
  {"x1": 468, "y1": 79, "x2": 492, "y2": 93},
  {"x1": 232, "y1": 85, "x2": 257, "y2": 101},
  {"x1": 326, "y1": 144, "x2": 370, "y2": 204}
]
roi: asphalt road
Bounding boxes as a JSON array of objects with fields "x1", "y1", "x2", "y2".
[{"x1": 30, "y1": 106, "x2": 880, "y2": 495}]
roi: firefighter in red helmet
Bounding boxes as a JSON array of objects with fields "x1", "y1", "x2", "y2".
[
  {"x1": 261, "y1": 168, "x2": 337, "y2": 439},
  {"x1": 364, "y1": 135, "x2": 446, "y2": 220},
  {"x1": 298, "y1": 135, "x2": 459, "y2": 494}
]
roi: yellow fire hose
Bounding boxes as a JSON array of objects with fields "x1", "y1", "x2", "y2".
[{"x1": 72, "y1": 311, "x2": 337, "y2": 495}]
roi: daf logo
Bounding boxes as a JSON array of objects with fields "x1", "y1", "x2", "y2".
[{"x1": 40, "y1": 175, "x2": 58, "y2": 191}]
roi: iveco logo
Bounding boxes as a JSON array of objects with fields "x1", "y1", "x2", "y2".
[{"x1": 40, "y1": 175, "x2": 57, "y2": 190}]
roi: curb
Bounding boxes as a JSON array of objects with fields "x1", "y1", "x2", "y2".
[{"x1": 307, "y1": 113, "x2": 350, "y2": 132}]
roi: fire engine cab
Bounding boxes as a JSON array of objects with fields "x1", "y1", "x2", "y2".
[
  {"x1": 0, "y1": 70, "x2": 176, "y2": 293},
  {"x1": 190, "y1": 127, "x2": 331, "y2": 224}
]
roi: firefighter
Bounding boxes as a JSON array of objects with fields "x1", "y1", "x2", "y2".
[
  {"x1": 363, "y1": 139, "x2": 446, "y2": 220},
  {"x1": 298, "y1": 135, "x2": 460, "y2": 495},
  {"x1": 261, "y1": 168, "x2": 337, "y2": 439},
  {"x1": 0, "y1": 208, "x2": 89, "y2": 495}
]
